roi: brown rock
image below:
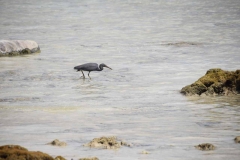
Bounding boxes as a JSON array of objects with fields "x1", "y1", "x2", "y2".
[
  {"x1": 181, "y1": 68, "x2": 240, "y2": 96},
  {"x1": 0, "y1": 145, "x2": 54, "y2": 160},
  {"x1": 234, "y1": 136, "x2": 240, "y2": 143}
]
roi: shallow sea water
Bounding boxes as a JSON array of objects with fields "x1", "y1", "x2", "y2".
[{"x1": 0, "y1": 0, "x2": 240, "y2": 159}]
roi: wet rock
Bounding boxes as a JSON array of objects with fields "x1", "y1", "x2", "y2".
[
  {"x1": 47, "y1": 139, "x2": 67, "y2": 147},
  {"x1": 120, "y1": 141, "x2": 132, "y2": 147},
  {"x1": 0, "y1": 145, "x2": 54, "y2": 160},
  {"x1": 84, "y1": 136, "x2": 130, "y2": 149},
  {"x1": 234, "y1": 136, "x2": 240, "y2": 143},
  {"x1": 0, "y1": 40, "x2": 40, "y2": 56},
  {"x1": 195, "y1": 143, "x2": 215, "y2": 151},
  {"x1": 181, "y1": 68, "x2": 240, "y2": 96},
  {"x1": 79, "y1": 157, "x2": 99, "y2": 160},
  {"x1": 55, "y1": 156, "x2": 66, "y2": 160}
]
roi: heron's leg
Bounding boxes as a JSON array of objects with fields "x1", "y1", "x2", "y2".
[
  {"x1": 88, "y1": 71, "x2": 91, "y2": 79},
  {"x1": 81, "y1": 70, "x2": 85, "y2": 79}
]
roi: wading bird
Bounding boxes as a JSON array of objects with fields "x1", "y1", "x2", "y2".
[{"x1": 74, "y1": 63, "x2": 112, "y2": 79}]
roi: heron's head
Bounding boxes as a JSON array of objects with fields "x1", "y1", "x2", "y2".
[{"x1": 100, "y1": 63, "x2": 112, "y2": 70}]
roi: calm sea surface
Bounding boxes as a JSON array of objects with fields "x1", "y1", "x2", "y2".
[{"x1": 0, "y1": 0, "x2": 240, "y2": 159}]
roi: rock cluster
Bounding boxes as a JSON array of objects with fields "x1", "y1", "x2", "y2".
[
  {"x1": 195, "y1": 143, "x2": 215, "y2": 151},
  {"x1": 0, "y1": 40, "x2": 40, "y2": 56},
  {"x1": 84, "y1": 136, "x2": 130, "y2": 150},
  {"x1": 181, "y1": 68, "x2": 240, "y2": 96}
]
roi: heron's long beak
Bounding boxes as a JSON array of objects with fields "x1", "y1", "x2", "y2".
[{"x1": 106, "y1": 66, "x2": 112, "y2": 70}]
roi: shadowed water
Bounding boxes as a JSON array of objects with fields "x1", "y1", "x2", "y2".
[{"x1": 0, "y1": 0, "x2": 240, "y2": 159}]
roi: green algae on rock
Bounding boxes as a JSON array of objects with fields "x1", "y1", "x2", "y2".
[
  {"x1": 195, "y1": 143, "x2": 215, "y2": 151},
  {"x1": 181, "y1": 68, "x2": 240, "y2": 96},
  {"x1": 0, "y1": 145, "x2": 54, "y2": 160}
]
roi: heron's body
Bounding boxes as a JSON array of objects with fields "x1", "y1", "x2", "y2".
[
  {"x1": 74, "y1": 63, "x2": 101, "y2": 72},
  {"x1": 74, "y1": 63, "x2": 112, "y2": 79}
]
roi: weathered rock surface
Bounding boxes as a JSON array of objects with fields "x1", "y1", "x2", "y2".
[
  {"x1": 0, "y1": 40, "x2": 40, "y2": 56},
  {"x1": 195, "y1": 143, "x2": 215, "y2": 151},
  {"x1": 234, "y1": 136, "x2": 240, "y2": 143},
  {"x1": 84, "y1": 136, "x2": 131, "y2": 149},
  {"x1": 181, "y1": 68, "x2": 240, "y2": 96},
  {"x1": 47, "y1": 139, "x2": 67, "y2": 147},
  {"x1": 0, "y1": 145, "x2": 54, "y2": 160}
]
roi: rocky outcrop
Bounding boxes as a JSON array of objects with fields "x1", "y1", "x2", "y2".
[
  {"x1": 181, "y1": 69, "x2": 240, "y2": 96},
  {"x1": 47, "y1": 139, "x2": 67, "y2": 147},
  {"x1": 195, "y1": 143, "x2": 215, "y2": 151},
  {"x1": 0, "y1": 145, "x2": 54, "y2": 160},
  {"x1": 84, "y1": 136, "x2": 131, "y2": 150},
  {"x1": 0, "y1": 40, "x2": 40, "y2": 56}
]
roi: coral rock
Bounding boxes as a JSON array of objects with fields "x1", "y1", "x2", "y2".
[
  {"x1": 181, "y1": 68, "x2": 240, "y2": 96},
  {"x1": 84, "y1": 136, "x2": 130, "y2": 150}
]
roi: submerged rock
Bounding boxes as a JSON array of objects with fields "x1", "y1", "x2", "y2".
[
  {"x1": 47, "y1": 139, "x2": 67, "y2": 147},
  {"x1": 195, "y1": 143, "x2": 215, "y2": 151},
  {"x1": 234, "y1": 136, "x2": 240, "y2": 143},
  {"x1": 0, "y1": 40, "x2": 40, "y2": 56},
  {"x1": 84, "y1": 136, "x2": 130, "y2": 150},
  {"x1": 181, "y1": 68, "x2": 240, "y2": 96},
  {"x1": 0, "y1": 145, "x2": 54, "y2": 160}
]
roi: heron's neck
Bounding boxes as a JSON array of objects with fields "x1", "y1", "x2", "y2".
[{"x1": 98, "y1": 64, "x2": 103, "y2": 71}]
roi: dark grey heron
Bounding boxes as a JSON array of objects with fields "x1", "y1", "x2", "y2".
[{"x1": 74, "y1": 63, "x2": 112, "y2": 79}]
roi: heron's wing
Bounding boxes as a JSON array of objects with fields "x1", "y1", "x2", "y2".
[{"x1": 74, "y1": 63, "x2": 98, "y2": 71}]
